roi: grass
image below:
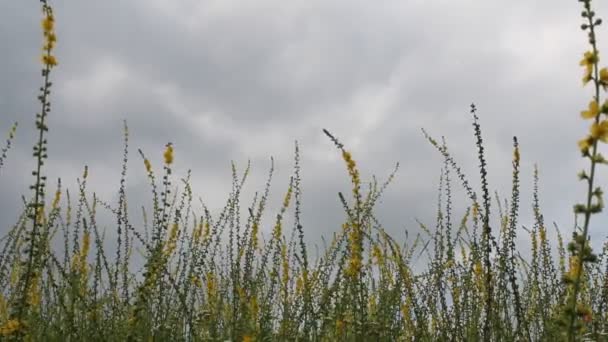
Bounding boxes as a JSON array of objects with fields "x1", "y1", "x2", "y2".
[{"x1": 1, "y1": 0, "x2": 608, "y2": 340}]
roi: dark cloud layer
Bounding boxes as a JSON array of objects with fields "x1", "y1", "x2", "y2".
[{"x1": 2, "y1": 0, "x2": 608, "y2": 265}]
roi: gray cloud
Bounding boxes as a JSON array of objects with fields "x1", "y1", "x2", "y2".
[{"x1": 2, "y1": 0, "x2": 607, "y2": 266}]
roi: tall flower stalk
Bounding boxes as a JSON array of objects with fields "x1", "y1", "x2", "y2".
[
  {"x1": 7, "y1": 0, "x2": 58, "y2": 337},
  {"x1": 559, "y1": 0, "x2": 605, "y2": 340}
]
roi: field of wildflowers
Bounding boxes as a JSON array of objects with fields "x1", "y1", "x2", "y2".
[{"x1": 2, "y1": 0, "x2": 608, "y2": 341}]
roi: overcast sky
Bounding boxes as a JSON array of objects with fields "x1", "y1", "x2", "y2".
[{"x1": 2, "y1": 0, "x2": 608, "y2": 268}]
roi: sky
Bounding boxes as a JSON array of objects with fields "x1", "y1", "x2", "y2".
[{"x1": 1, "y1": 0, "x2": 608, "y2": 268}]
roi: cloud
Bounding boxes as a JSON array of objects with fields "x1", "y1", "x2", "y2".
[{"x1": 1, "y1": 0, "x2": 607, "y2": 264}]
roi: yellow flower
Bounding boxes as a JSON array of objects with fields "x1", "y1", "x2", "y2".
[
  {"x1": 243, "y1": 335, "x2": 253, "y2": 342},
  {"x1": 191, "y1": 276, "x2": 202, "y2": 288},
  {"x1": 43, "y1": 32, "x2": 57, "y2": 51},
  {"x1": 372, "y1": 244, "x2": 383, "y2": 265},
  {"x1": 474, "y1": 260, "x2": 483, "y2": 276},
  {"x1": 27, "y1": 275, "x2": 41, "y2": 308},
  {"x1": 144, "y1": 158, "x2": 152, "y2": 173},
  {"x1": 41, "y1": 54, "x2": 58, "y2": 67},
  {"x1": 568, "y1": 256, "x2": 582, "y2": 278},
  {"x1": 295, "y1": 275, "x2": 303, "y2": 294},
  {"x1": 206, "y1": 273, "x2": 217, "y2": 296},
  {"x1": 249, "y1": 295, "x2": 259, "y2": 321},
  {"x1": 539, "y1": 226, "x2": 546, "y2": 244},
  {"x1": 41, "y1": 16, "x2": 54, "y2": 34},
  {"x1": 163, "y1": 143, "x2": 174, "y2": 165},
  {"x1": 583, "y1": 73, "x2": 593, "y2": 85},
  {"x1": 43, "y1": 41, "x2": 55, "y2": 51},
  {"x1": 52, "y1": 189, "x2": 61, "y2": 210},
  {"x1": 590, "y1": 120, "x2": 608, "y2": 142},
  {"x1": 335, "y1": 319, "x2": 345, "y2": 335},
  {"x1": 472, "y1": 202, "x2": 479, "y2": 218},
  {"x1": 580, "y1": 51, "x2": 598, "y2": 85},
  {"x1": 0, "y1": 319, "x2": 22, "y2": 336},
  {"x1": 581, "y1": 100, "x2": 600, "y2": 120},
  {"x1": 600, "y1": 67, "x2": 608, "y2": 83},
  {"x1": 580, "y1": 51, "x2": 599, "y2": 67},
  {"x1": 163, "y1": 223, "x2": 179, "y2": 257},
  {"x1": 193, "y1": 222, "x2": 203, "y2": 242},
  {"x1": 283, "y1": 185, "x2": 293, "y2": 208},
  {"x1": 578, "y1": 136, "x2": 593, "y2": 154}
]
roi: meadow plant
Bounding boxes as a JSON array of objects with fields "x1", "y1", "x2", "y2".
[{"x1": 2, "y1": 0, "x2": 608, "y2": 341}]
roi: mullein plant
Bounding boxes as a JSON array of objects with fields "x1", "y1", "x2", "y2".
[{"x1": 558, "y1": 0, "x2": 606, "y2": 340}]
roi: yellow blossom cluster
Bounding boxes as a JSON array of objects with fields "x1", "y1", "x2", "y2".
[
  {"x1": 281, "y1": 242, "x2": 290, "y2": 289},
  {"x1": 580, "y1": 51, "x2": 598, "y2": 85},
  {"x1": 40, "y1": 6, "x2": 57, "y2": 67},
  {"x1": 144, "y1": 158, "x2": 152, "y2": 173},
  {"x1": 578, "y1": 50, "x2": 608, "y2": 154},
  {"x1": 51, "y1": 189, "x2": 61, "y2": 210},
  {"x1": 163, "y1": 143, "x2": 174, "y2": 165},
  {"x1": 26, "y1": 274, "x2": 41, "y2": 309},
  {"x1": 567, "y1": 255, "x2": 582, "y2": 279},
  {"x1": 342, "y1": 151, "x2": 361, "y2": 198},
  {"x1": 163, "y1": 223, "x2": 180, "y2": 257},
  {"x1": 345, "y1": 222, "x2": 363, "y2": 278},
  {"x1": 0, "y1": 319, "x2": 22, "y2": 336},
  {"x1": 206, "y1": 272, "x2": 217, "y2": 297},
  {"x1": 190, "y1": 276, "x2": 202, "y2": 288}
]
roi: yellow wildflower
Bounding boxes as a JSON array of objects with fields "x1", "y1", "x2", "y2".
[
  {"x1": 600, "y1": 67, "x2": 608, "y2": 83},
  {"x1": 539, "y1": 226, "x2": 547, "y2": 244},
  {"x1": 164, "y1": 223, "x2": 179, "y2": 257},
  {"x1": 251, "y1": 222, "x2": 259, "y2": 250},
  {"x1": 206, "y1": 273, "x2": 217, "y2": 296},
  {"x1": 81, "y1": 232, "x2": 90, "y2": 267},
  {"x1": 193, "y1": 222, "x2": 203, "y2": 242},
  {"x1": 578, "y1": 135, "x2": 594, "y2": 154},
  {"x1": 335, "y1": 319, "x2": 345, "y2": 335},
  {"x1": 41, "y1": 54, "x2": 58, "y2": 67},
  {"x1": 347, "y1": 255, "x2": 362, "y2": 277},
  {"x1": 368, "y1": 294, "x2": 377, "y2": 312},
  {"x1": 281, "y1": 243, "x2": 289, "y2": 288},
  {"x1": 27, "y1": 275, "x2": 41, "y2": 308},
  {"x1": 10, "y1": 262, "x2": 20, "y2": 287},
  {"x1": 144, "y1": 159, "x2": 152, "y2": 173},
  {"x1": 243, "y1": 335, "x2": 253, "y2": 342},
  {"x1": 295, "y1": 274, "x2": 303, "y2": 295},
  {"x1": 163, "y1": 143, "x2": 174, "y2": 165},
  {"x1": 580, "y1": 51, "x2": 599, "y2": 85},
  {"x1": 52, "y1": 189, "x2": 61, "y2": 210},
  {"x1": 474, "y1": 260, "x2": 483, "y2": 276},
  {"x1": 372, "y1": 244, "x2": 383, "y2": 265},
  {"x1": 41, "y1": 16, "x2": 54, "y2": 34},
  {"x1": 191, "y1": 276, "x2": 202, "y2": 288},
  {"x1": 569, "y1": 256, "x2": 581, "y2": 278},
  {"x1": 203, "y1": 222, "x2": 211, "y2": 242},
  {"x1": 249, "y1": 295, "x2": 259, "y2": 321},
  {"x1": 590, "y1": 120, "x2": 608, "y2": 142},
  {"x1": 581, "y1": 100, "x2": 600, "y2": 120},
  {"x1": 43, "y1": 41, "x2": 55, "y2": 51},
  {"x1": 36, "y1": 206, "x2": 46, "y2": 226},
  {"x1": 282, "y1": 185, "x2": 293, "y2": 208},
  {"x1": 0, "y1": 319, "x2": 22, "y2": 336}
]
